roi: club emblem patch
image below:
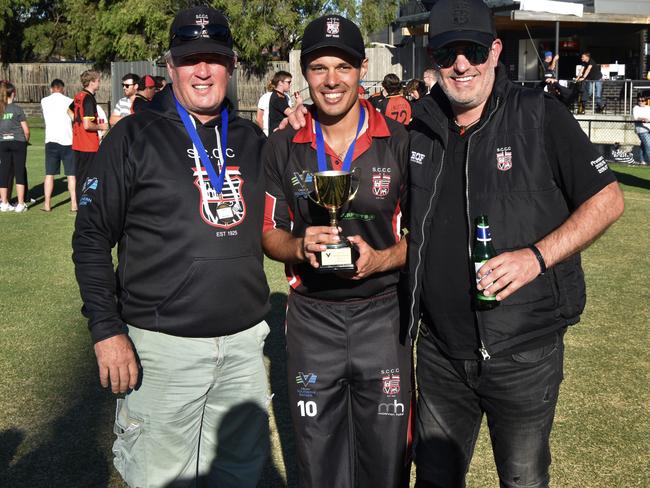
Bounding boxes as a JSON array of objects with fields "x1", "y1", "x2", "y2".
[
  {"x1": 372, "y1": 172, "x2": 391, "y2": 198},
  {"x1": 382, "y1": 372, "x2": 401, "y2": 396},
  {"x1": 496, "y1": 146, "x2": 513, "y2": 171},
  {"x1": 326, "y1": 17, "x2": 340, "y2": 36},
  {"x1": 193, "y1": 166, "x2": 246, "y2": 229}
]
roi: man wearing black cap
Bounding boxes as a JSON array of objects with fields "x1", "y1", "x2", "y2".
[
  {"x1": 72, "y1": 6, "x2": 271, "y2": 487},
  {"x1": 263, "y1": 14, "x2": 411, "y2": 488},
  {"x1": 405, "y1": 0, "x2": 624, "y2": 486}
]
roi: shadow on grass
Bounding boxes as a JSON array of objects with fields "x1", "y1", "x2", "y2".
[
  {"x1": 261, "y1": 291, "x2": 296, "y2": 488},
  {"x1": 612, "y1": 170, "x2": 650, "y2": 191},
  {"x1": 0, "y1": 381, "x2": 114, "y2": 487}
]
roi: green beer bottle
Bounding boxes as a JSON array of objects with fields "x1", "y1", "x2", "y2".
[{"x1": 473, "y1": 215, "x2": 499, "y2": 310}]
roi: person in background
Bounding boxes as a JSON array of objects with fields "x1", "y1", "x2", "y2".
[
  {"x1": 423, "y1": 68, "x2": 436, "y2": 93},
  {"x1": 70, "y1": 69, "x2": 108, "y2": 199},
  {"x1": 256, "y1": 79, "x2": 275, "y2": 136},
  {"x1": 405, "y1": 78, "x2": 428, "y2": 121},
  {"x1": 267, "y1": 70, "x2": 293, "y2": 133},
  {"x1": 109, "y1": 73, "x2": 139, "y2": 126},
  {"x1": 541, "y1": 51, "x2": 559, "y2": 83},
  {"x1": 41, "y1": 78, "x2": 76, "y2": 212},
  {"x1": 0, "y1": 81, "x2": 30, "y2": 213},
  {"x1": 153, "y1": 75, "x2": 167, "y2": 93},
  {"x1": 632, "y1": 94, "x2": 650, "y2": 165},
  {"x1": 131, "y1": 75, "x2": 156, "y2": 113},
  {"x1": 576, "y1": 51, "x2": 604, "y2": 113},
  {"x1": 370, "y1": 73, "x2": 412, "y2": 125}
]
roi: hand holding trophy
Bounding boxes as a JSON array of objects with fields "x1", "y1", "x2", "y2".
[{"x1": 296, "y1": 168, "x2": 360, "y2": 272}]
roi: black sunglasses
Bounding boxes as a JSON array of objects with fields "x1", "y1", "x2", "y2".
[
  {"x1": 172, "y1": 24, "x2": 231, "y2": 43},
  {"x1": 430, "y1": 44, "x2": 491, "y2": 69},
  {"x1": 122, "y1": 83, "x2": 134, "y2": 88}
]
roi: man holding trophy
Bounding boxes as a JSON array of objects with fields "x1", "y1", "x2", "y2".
[{"x1": 262, "y1": 14, "x2": 412, "y2": 488}]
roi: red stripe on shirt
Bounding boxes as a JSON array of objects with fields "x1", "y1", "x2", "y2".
[{"x1": 263, "y1": 192, "x2": 278, "y2": 232}]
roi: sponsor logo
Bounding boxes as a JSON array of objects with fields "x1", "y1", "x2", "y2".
[
  {"x1": 291, "y1": 172, "x2": 312, "y2": 199},
  {"x1": 381, "y1": 368, "x2": 401, "y2": 397},
  {"x1": 326, "y1": 17, "x2": 340, "y2": 37},
  {"x1": 193, "y1": 165, "x2": 246, "y2": 229},
  {"x1": 79, "y1": 196, "x2": 92, "y2": 206},
  {"x1": 378, "y1": 399, "x2": 405, "y2": 416},
  {"x1": 496, "y1": 146, "x2": 513, "y2": 171},
  {"x1": 591, "y1": 155, "x2": 610, "y2": 173},
  {"x1": 372, "y1": 172, "x2": 391, "y2": 198},
  {"x1": 340, "y1": 211, "x2": 375, "y2": 222},
  {"x1": 296, "y1": 372, "x2": 318, "y2": 398},
  {"x1": 82, "y1": 177, "x2": 98, "y2": 194},
  {"x1": 410, "y1": 151, "x2": 425, "y2": 164}
]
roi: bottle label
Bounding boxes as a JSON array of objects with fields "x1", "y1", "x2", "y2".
[
  {"x1": 476, "y1": 224, "x2": 492, "y2": 243},
  {"x1": 475, "y1": 260, "x2": 497, "y2": 301}
]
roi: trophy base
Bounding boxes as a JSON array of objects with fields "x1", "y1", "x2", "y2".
[{"x1": 316, "y1": 241, "x2": 357, "y2": 273}]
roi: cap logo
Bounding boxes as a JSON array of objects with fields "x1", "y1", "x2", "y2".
[
  {"x1": 195, "y1": 13, "x2": 209, "y2": 27},
  {"x1": 452, "y1": 0, "x2": 470, "y2": 27},
  {"x1": 326, "y1": 17, "x2": 340, "y2": 37}
]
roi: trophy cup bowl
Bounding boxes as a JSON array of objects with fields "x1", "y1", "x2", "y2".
[{"x1": 296, "y1": 169, "x2": 360, "y2": 272}]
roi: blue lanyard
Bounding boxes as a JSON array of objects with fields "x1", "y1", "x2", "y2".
[
  {"x1": 174, "y1": 94, "x2": 229, "y2": 194},
  {"x1": 314, "y1": 104, "x2": 365, "y2": 172}
]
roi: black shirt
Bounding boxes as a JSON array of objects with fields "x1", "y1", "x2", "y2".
[
  {"x1": 268, "y1": 91, "x2": 289, "y2": 134},
  {"x1": 583, "y1": 58, "x2": 602, "y2": 80},
  {"x1": 420, "y1": 97, "x2": 617, "y2": 359}
]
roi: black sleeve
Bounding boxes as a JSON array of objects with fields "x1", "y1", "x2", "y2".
[
  {"x1": 72, "y1": 122, "x2": 134, "y2": 343},
  {"x1": 82, "y1": 94, "x2": 97, "y2": 120},
  {"x1": 544, "y1": 96, "x2": 617, "y2": 210},
  {"x1": 269, "y1": 92, "x2": 289, "y2": 116}
]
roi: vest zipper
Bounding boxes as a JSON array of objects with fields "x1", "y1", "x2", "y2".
[
  {"x1": 465, "y1": 97, "x2": 501, "y2": 361},
  {"x1": 409, "y1": 141, "x2": 446, "y2": 341}
]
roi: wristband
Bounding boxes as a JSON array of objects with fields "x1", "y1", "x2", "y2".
[{"x1": 528, "y1": 244, "x2": 547, "y2": 275}]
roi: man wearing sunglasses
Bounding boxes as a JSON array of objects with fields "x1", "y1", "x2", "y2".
[
  {"x1": 109, "y1": 73, "x2": 139, "y2": 126},
  {"x1": 406, "y1": 0, "x2": 624, "y2": 486},
  {"x1": 73, "y1": 6, "x2": 271, "y2": 488}
]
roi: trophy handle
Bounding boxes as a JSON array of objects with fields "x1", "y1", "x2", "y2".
[
  {"x1": 348, "y1": 167, "x2": 361, "y2": 202},
  {"x1": 295, "y1": 171, "x2": 322, "y2": 206}
]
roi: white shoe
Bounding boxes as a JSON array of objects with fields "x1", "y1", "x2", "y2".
[
  {"x1": 13, "y1": 203, "x2": 28, "y2": 213},
  {"x1": 0, "y1": 202, "x2": 14, "y2": 212}
]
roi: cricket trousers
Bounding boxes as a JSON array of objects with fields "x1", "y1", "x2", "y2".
[{"x1": 286, "y1": 288, "x2": 413, "y2": 488}]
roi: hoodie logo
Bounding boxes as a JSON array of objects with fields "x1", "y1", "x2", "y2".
[
  {"x1": 496, "y1": 146, "x2": 512, "y2": 171},
  {"x1": 193, "y1": 165, "x2": 246, "y2": 229}
]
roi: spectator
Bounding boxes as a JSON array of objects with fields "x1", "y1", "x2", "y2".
[
  {"x1": 72, "y1": 6, "x2": 271, "y2": 487},
  {"x1": 0, "y1": 81, "x2": 30, "y2": 213},
  {"x1": 541, "y1": 50, "x2": 559, "y2": 83},
  {"x1": 423, "y1": 68, "x2": 436, "y2": 93},
  {"x1": 153, "y1": 75, "x2": 167, "y2": 93},
  {"x1": 131, "y1": 75, "x2": 156, "y2": 113},
  {"x1": 70, "y1": 69, "x2": 108, "y2": 200},
  {"x1": 407, "y1": 0, "x2": 624, "y2": 486},
  {"x1": 256, "y1": 79, "x2": 274, "y2": 136},
  {"x1": 41, "y1": 78, "x2": 76, "y2": 212},
  {"x1": 406, "y1": 78, "x2": 428, "y2": 121},
  {"x1": 577, "y1": 51, "x2": 604, "y2": 113},
  {"x1": 632, "y1": 94, "x2": 650, "y2": 165},
  {"x1": 267, "y1": 70, "x2": 293, "y2": 133},
  {"x1": 109, "y1": 73, "x2": 139, "y2": 126},
  {"x1": 371, "y1": 73, "x2": 412, "y2": 125}
]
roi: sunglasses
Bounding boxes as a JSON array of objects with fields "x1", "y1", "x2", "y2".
[
  {"x1": 122, "y1": 83, "x2": 134, "y2": 88},
  {"x1": 171, "y1": 24, "x2": 231, "y2": 43},
  {"x1": 430, "y1": 44, "x2": 491, "y2": 69},
  {"x1": 639, "y1": 99, "x2": 647, "y2": 103}
]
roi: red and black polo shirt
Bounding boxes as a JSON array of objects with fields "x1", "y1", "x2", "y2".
[
  {"x1": 263, "y1": 98, "x2": 409, "y2": 300},
  {"x1": 71, "y1": 89, "x2": 99, "y2": 152}
]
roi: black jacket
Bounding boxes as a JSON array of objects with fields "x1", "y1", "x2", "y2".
[
  {"x1": 73, "y1": 85, "x2": 270, "y2": 343},
  {"x1": 406, "y1": 66, "x2": 586, "y2": 357}
]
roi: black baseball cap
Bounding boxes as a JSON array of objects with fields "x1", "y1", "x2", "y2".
[
  {"x1": 169, "y1": 6, "x2": 235, "y2": 59},
  {"x1": 300, "y1": 15, "x2": 365, "y2": 66},
  {"x1": 428, "y1": 0, "x2": 496, "y2": 50}
]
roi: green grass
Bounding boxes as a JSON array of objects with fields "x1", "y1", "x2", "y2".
[{"x1": 0, "y1": 131, "x2": 648, "y2": 487}]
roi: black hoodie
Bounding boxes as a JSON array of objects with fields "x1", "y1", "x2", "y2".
[{"x1": 72, "y1": 85, "x2": 270, "y2": 343}]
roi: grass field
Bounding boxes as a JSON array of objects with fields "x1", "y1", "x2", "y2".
[{"x1": 0, "y1": 128, "x2": 648, "y2": 487}]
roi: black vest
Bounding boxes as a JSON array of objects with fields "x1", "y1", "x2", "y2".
[{"x1": 407, "y1": 69, "x2": 586, "y2": 354}]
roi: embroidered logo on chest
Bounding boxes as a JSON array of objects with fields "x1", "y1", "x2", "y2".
[
  {"x1": 496, "y1": 146, "x2": 513, "y2": 171},
  {"x1": 371, "y1": 167, "x2": 392, "y2": 198}
]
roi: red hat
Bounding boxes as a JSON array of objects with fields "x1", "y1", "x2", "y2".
[{"x1": 138, "y1": 75, "x2": 156, "y2": 90}]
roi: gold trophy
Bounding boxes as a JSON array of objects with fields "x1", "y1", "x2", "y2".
[{"x1": 296, "y1": 169, "x2": 360, "y2": 272}]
